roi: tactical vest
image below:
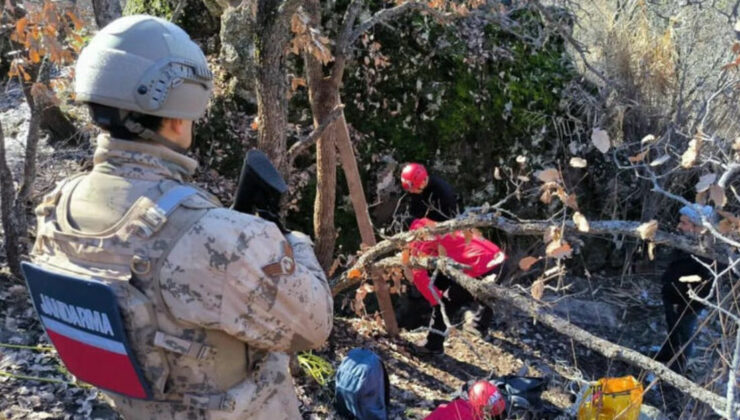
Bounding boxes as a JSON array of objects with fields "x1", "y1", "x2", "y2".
[{"x1": 27, "y1": 176, "x2": 249, "y2": 411}]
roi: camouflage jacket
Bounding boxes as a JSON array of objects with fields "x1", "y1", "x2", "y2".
[{"x1": 30, "y1": 135, "x2": 333, "y2": 419}]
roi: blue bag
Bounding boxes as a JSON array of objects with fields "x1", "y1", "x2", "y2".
[{"x1": 335, "y1": 348, "x2": 390, "y2": 420}]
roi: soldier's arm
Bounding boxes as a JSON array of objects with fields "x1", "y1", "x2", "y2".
[{"x1": 159, "y1": 208, "x2": 333, "y2": 353}]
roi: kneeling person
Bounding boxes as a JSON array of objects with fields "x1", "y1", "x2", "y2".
[{"x1": 407, "y1": 218, "x2": 506, "y2": 354}]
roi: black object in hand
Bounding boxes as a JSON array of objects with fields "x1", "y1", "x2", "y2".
[{"x1": 232, "y1": 149, "x2": 289, "y2": 232}]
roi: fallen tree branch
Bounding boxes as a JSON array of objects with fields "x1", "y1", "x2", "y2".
[
  {"x1": 374, "y1": 253, "x2": 735, "y2": 416},
  {"x1": 439, "y1": 263, "x2": 734, "y2": 417},
  {"x1": 331, "y1": 211, "x2": 734, "y2": 294}
]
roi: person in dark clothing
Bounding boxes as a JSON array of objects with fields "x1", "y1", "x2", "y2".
[
  {"x1": 400, "y1": 163, "x2": 460, "y2": 223},
  {"x1": 655, "y1": 205, "x2": 717, "y2": 372}
]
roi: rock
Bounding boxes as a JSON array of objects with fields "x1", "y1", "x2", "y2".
[
  {"x1": 219, "y1": 5, "x2": 256, "y2": 104},
  {"x1": 639, "y1": 404, "x2": 669, "y2": 420},
  {"x1": 549, "y1": 297, "x2": 619, "y2": 329}
]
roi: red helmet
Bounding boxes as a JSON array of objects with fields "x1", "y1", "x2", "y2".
[
  {"x1": 468, "y1": 380, "x2": 506, "y2": 418},
  {"x1": 400, "y1": 163, "x2": 428, "y2": 193}
]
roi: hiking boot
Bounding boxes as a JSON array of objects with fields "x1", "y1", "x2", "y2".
[{"x1": 409, "y1": 338, "x2": 444, "y2": 355}]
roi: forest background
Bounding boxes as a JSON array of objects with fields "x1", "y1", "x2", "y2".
[{"x1": 1, "y1": 0, "x2": 740, "y2": 418}]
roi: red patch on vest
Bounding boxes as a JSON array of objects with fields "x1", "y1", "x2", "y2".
[{"x1": 46, "y1": 328, "x2": 148, "y2": 399}]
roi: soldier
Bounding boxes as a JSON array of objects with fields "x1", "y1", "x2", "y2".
[{"x1": 26, "y1": 15, "x2": 332, "y2": 419}]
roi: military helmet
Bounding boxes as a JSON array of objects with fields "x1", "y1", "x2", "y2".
[{"x1": 75, "y1": 15, "x2": 213, "y2": 120}]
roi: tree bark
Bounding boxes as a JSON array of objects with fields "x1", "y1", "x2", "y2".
[
  {"x1": 0, "y1": 119, "x2": 21, "y2": 277},
  {"x1": 91, "y1": 0, "x2": 122, "y2": 29},
  {"x1": 254, "y1": 0, "x2": 299, "y2": 178},
  {"x1": 304, "y1": 0, "x2": 337, "y2": 271},
  {"x1": 307, "y1": 80, "x2": 338, "y2": 271}
]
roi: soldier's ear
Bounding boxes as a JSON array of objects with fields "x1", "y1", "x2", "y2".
[{"x1": 162, "y1": 118, "x2": 187, "y2": 135}]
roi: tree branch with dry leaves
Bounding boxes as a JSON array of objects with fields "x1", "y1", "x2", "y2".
[
  {"x1": 331, "y1": 208, "x2": 734, "y2": 294},
  {"x1": 348, "y1": 1, "x2": 450, "y2": 50}
]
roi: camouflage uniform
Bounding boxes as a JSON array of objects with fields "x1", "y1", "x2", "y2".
[{"x1": 31, "y1": 135, "x2": 333, "y2": 419}]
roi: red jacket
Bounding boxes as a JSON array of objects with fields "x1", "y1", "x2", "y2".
[
  {"x1": 409, "y1": 218, "x2": 505, "y2": 306},
  {"x1": 424, "y1": 398, "x2": 475, "y2": 420}
]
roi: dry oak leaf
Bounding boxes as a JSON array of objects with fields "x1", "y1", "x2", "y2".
[
  {"x1": 641, "y1": 134, "x2": 656, "y2": 144},
  {"x1": 695, "y1": 190, "x2": 708, "y2": 205},
  {"x1": 543, "y1": 226, "x2": 561, "y2": 243},
  {"x1": 679, "y1": 275, "x2": 702, "y2": 283},
  {"x1": 636, "y1": 220, "x2": 658, "y2": 240},
  {"x1": 573, "y1": 211, "x2": 590, "y2": 232},
  {"x1": 569, "y1": 157, "x2": 587, "y2": 168},
  {"x1": 695, "y1": 173, "x2": 717, "y2": 193},
  {"x1": 518, "y1": 256, "x2": 540, "y2": 271},
  {"x1": 401, "y1": 249, "x2": 411, "y2": 266},
  {"x1": 540, "y1": 188, "x2": 553, "y2": 205},
  {"x1": 535, "y1": 168, "x2": 561, "y2": 183},
  {"x1": 546, "y1": 240, "x2": 573, "y2": 259},
  {"x1": 531, "y1": 279, "x2": 545, "y2": 301},
  {"x1": 709, "y1": 185, "x2": 727, "y2": 208},
  {"x1": 628, "y1": 150, "x2": 649, "y2": 163},
  {"x1": 649, "y1": 155, "x2": 670, "y2": 167},
  {"x1": 591, "y1": 128, "x2": 610, "y2": 153},
  {"x1": 648, "y1": 242, "x2": 656, "y2": 261},
  {"x1": 681, "y1": 138, "x2": 702, "y2": 168}
]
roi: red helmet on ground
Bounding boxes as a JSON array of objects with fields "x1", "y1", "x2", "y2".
[
  {"x1": 401, "y1": 163, "x2": 429, "y2": 193},
  {"x1": 468, "y1": 380, "x2": 506, "y2": 419}
]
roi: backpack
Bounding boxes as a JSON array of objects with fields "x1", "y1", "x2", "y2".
[{"x1": 335, "y1": 348, "x2": 390, "y2": 420}]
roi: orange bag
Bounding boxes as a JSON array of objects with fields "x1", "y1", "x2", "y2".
[{"x1": 577, "y1": 376, "x2": 643, "y2": 420}]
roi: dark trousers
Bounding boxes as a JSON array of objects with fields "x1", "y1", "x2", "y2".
[
  {"x1": 658, "y1": 280, "x2": 702, "y2": 372},
  {"x1": 658, "y1": 301, "x2": 699, "y2": 372},
  {"x1": 425, "y1": 274, "x2": 493, "y2": 350}
]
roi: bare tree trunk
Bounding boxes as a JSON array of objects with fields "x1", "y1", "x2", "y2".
[
  {"x1": 304, "y1": 0, "x2": 337, "y2": 270},
  {"x1": 0, "y1": 119, "x2": 21, "y2": 277},
  {"x1": 0, "y1": 63, "x2": 48, "y2": 278},
  {"x1": 254, "y1": 0, "x2": 299, "y2": 177},
  {"x1": 91, "y1": 0, "x2": 122, "y2": 28},
  {"x1": 307, "y1": 81, "x2": 338, "y2": 270}
]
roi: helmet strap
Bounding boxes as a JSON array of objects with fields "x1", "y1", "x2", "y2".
[{"x1": 123, "y1": 118, "x2": 188, "y2": 155}]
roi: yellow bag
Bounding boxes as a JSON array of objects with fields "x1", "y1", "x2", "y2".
[{"x1": 577, "y1": 376, "x2": 643, "y2": 420}]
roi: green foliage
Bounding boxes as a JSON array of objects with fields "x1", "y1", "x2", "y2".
[
  {"x1": 193, "y1": 76, "x2": 257, "y2": 178},
  {"x1": 344, "y1": 7, "x2": 578, "y2": 200},
  {"x1": 123, "y1": 0, "x2": 219, "y2": 46},
  {"x1": 123, "y1": 0, "x2": 173, "y2": 19}
]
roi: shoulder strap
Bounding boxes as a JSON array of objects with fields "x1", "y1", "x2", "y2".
[{"x1": 132, "y1": 185, "x2": 199, "y2": 239}]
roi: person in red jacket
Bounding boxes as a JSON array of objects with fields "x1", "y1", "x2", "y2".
[
  {"x1": 408, "y1": 218, "x2": 506, "y2": 354},
  {"x1": 400, "y1": 163, "x2": 460, "y2": 225}
]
